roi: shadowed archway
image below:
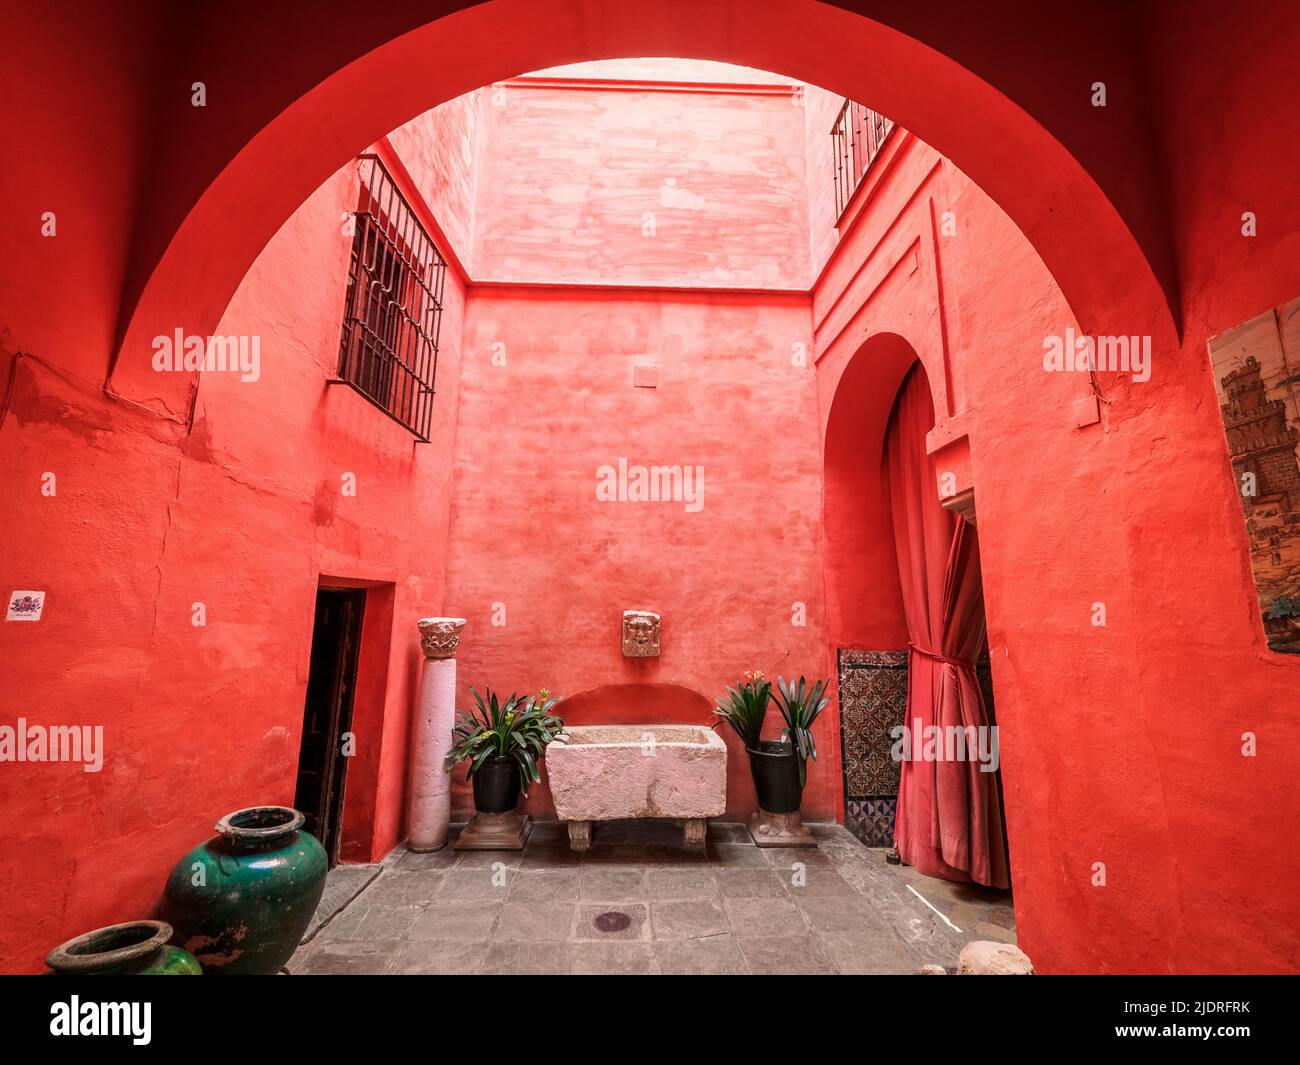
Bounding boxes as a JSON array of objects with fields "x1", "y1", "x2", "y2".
[{"x1": 72, "y1": 0, "x2": 1179, "y2": 417}]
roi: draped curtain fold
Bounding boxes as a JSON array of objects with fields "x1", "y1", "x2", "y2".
[{"x1": 883, "y1": 364, "x2": 1009, "y2": 889}]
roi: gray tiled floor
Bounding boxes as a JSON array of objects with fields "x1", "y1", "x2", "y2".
[{"x1": 287, "y1": 820, "x2": 1016, "y2": 975}]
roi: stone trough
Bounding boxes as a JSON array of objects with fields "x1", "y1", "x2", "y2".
[{"x1": 546, "y1": 724, "x2": 727, "y2": 850}]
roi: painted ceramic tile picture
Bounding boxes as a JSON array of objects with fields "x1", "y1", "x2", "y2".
[
  {"x1": 1208, "y1": 297, "x2": 1300, "y2": 653},
  {"x1": 6, "y1": 590, "x2": 45, "y2": 622}
]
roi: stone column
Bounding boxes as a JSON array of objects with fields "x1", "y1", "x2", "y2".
[{"x1": 407, "y1": 617, "x2": 466, "y2": 852}]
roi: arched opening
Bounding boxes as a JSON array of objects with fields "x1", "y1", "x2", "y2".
[
  {"x1": 881, "y1": 362, "x2": 1009, "y2": 887},
  {"x1": 824, "y1": 336, "x2": 1013, "y2": 933},
  {"x1": 98, "y1": 0, "x2": 1177, "y2": 418},
  {"x1": 6, "y1": 2, "x2": 1300, "y2": 978}
]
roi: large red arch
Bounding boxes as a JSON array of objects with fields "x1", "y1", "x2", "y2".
[{"x1": 91, "y1": 0, "x2": 1178, "y2": 417}]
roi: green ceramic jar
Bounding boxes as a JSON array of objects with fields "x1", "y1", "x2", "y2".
[
  {"x1": 161, "y1": 805, "x2": 327, "y2": 975},
  {"x1": 46, "y1": 920, "x2": 202, "y2": 975}
]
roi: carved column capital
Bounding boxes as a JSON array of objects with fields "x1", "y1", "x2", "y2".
[{"x1": 417, "y1": 617, "x2": 466, "y2": 660}]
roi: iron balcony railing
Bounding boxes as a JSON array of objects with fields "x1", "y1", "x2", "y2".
[
  {"x1": 831, "y1": 98, "x2": 895, "y2": 220},
  {"x1": 336, "y1": 154, "x2": 447, "y2": 442}
]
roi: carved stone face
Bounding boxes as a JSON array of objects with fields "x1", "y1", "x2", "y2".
[{"x1": 622, "y1": 610, "x2": 661, "y2": 657}]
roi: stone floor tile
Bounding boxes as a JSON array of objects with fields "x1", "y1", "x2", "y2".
[
  {"x1": 506, "y1": 868, "x2": 581, "y2": 902},
  {"x1": 982, "y1": 901, "x2": 1017, "y2": 930},
  {"x1": 409, "y1": 900, "x2": 501, "y2": 942},
  {"x1": 809, "y1": 822, "x2": 858, "y2": 843},
  {"x1": 362, "y1": 870, "x2": 444, "y2": 908},
  {"x1": 519, "y1": 843, "x2": 583, "y2": 867},
  {"x1": 303, "y1": 864, "x2": 382, "y2": 940},
  {"x1": 794, "y1": 894, "x2": 888, "y2": 936},
  {"x1": 479, "y1": 941, "x2": 572, "y2": 975},
  {"x1": 493, "y1": 901, "x2": 577, "y2": 941},
  {"x1": 643, "y1": 867, "x2": 717, "y2": 900},
  {"x1": 299, "y1": 939, "x2": 401, "y2": 975},
  {"x1": 391, "y1": 845, "x2": 459, "y2": 872},
  {"x1": 811, "y1": 847, "x2": 873, "y2": 868},
  {"x1": 763, "y1": 847, "x2": 839, "y2": 873},
  {"x1": 655, "y1": 935, "x2": 747, "y2": 975},
  {"x1": 650, "y1": 899, "x2": 728, "y2": 940},
  {"x1": 438, "y1": 867, "x2": 514, "y2": 900},
  {"x1": 868, "y1": 900, "x2": 964, "y2": 968},
  {"x1": 972, "y1": 920, "x2": 1018, "y2": 945},
  {"x1": 453, "y1": 848, "x2": 524, "y2": 870},
  {"x1": 571, "y1": 940, "x2": 661, "y2": 975},
  {"x1": 706, "y1": 822, "x2": 751, "y2": 845},
  {"x1": 817, "y1": 928, "x2": 919, "y2": 975},
  {"x1": 527, "y1": 821, "x2": 567, "y2": 845},
  {"x1": 715, "y1": 868, "x2": 789, "y2": 898},
  {"x1": 325, "y1": 903, "x2": 422, "y2": 942},
  {"x1": 573, "y1": 902, "x2": 651, "y2": 941},
  {"x1": 737, "y1": 935, "x2": 837, "y2": 975},
  {"x1": 722, "y1": 896, "x2": 807, "y2": 938},
  {"x1": 314, "y1": 899, "x2": 369, "y2": 940},
  {"x1": 705, "y1": 843, "x2": 770, "y2": 868},
  {"x1": 388, "y1": 939, "x2": 489, "y2": 975},
  {"x1": 645, "y1": 843, "x2": 710, "y2": 866},
  {"x1": 283, "y1": 940, "x2": 315, "y2": 974},
  {"x1": 785, "y1": 866, "x2": 857, "y2": 898},
  {"x1": 579, "y1": 866, "x2": 645, "y2": 899},
  {"x1": 582, "y1": 843, "x2": 657, "y2": 865}
]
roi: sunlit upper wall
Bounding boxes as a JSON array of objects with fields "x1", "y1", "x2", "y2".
[
  {"x1": 470, "y1": 58, "x2": 814, "y2": 289},
  {"x1": 530, "y1": 58, "x2": 795, "y2": 85},
  {"x1": 386, "y1": 90, "x2": 485, "y2": 267}
]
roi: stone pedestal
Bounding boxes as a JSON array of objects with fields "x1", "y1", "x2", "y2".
[
  {"x1": 747, "y1": 809, "x2": 816, "y2": 848},
  {"x1": 406, "y1": 617, "x2": 465, "y2": 852},
  {"x1": 456, "y1": 811, "x2": 532, "y2": 850}
]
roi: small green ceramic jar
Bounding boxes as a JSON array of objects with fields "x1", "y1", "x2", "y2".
[{"x1": 46, "y1": 920, "x2": 202, "y2": 975}]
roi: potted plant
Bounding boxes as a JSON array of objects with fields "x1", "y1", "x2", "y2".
[
  {"x1": 772, "y1": 674, "x2": 829, "y2": 789},
  {"x1": 445, "y1": 687, "x2": 564, "y2": 849},
  {"x1": 714, "y1": 670, "x2": 828, "y2": 847}
]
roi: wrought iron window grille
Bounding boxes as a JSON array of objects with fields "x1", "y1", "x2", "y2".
[
  {"x1": 334, "y1": 154, "x2": 447, "y2": 442},
  {"x1": 831, "y1": 99, "x2": 895, "y2": 221}
]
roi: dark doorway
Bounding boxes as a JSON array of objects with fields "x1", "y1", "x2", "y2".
[{"x1": 294, "y1": 587, "x2": 365, "y2": 866}]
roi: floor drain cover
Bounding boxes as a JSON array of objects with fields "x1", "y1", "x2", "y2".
[{"x1": 593, "y1": 910, "x2": 632, "y2": 933}]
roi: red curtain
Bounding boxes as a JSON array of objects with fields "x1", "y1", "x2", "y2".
[{"x1": 884, "y1": 365, "x2": 1009, "y2": 889}]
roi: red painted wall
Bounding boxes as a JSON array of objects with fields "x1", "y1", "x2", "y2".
[
  {"x1": 446, "y1": 286, "x2": 830, "y2": 822},
  {"x1": 386, "y1": 91, "x2": 485, "y2": 273},
  {"x1": 0, "y1": 127, "x2": 476, "y2": 971},
  {"x1": 808, "y1": 25, "x2": 1300, "y2": 973}
]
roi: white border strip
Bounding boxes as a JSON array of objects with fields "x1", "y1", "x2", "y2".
[{"x1": 907, "y1": 884, "x2": 963, "y2": 933}]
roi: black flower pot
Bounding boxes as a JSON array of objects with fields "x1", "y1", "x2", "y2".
[
  {"x1": 746, "y1": 741, "x2": 804, "y2": 814},
  {"x1": 472, "y1": 755, "x2": 521, "y2": 814}
]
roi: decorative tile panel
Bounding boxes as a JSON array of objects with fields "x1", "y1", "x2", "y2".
[
  {"x1": 845, "y1": 798, "x2": 897, "y2": 848},
  {"x1": 837, "y1": 648, "x2": 907, "y2": 800}
]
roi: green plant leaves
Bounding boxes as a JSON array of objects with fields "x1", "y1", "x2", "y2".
[
  {"x1": 713, "y1": 676, "x2": 771, "y2": 750},
  {"x1": 772, "y1": 674, "x2": 830, "y2": 788},
  {"x1": 443, "y1": 687, "x2": 565, "y2": 795}
]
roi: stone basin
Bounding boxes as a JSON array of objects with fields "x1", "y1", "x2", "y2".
[{"x1": 546, "y1": 724, "x2": 728, "y2": 850}]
